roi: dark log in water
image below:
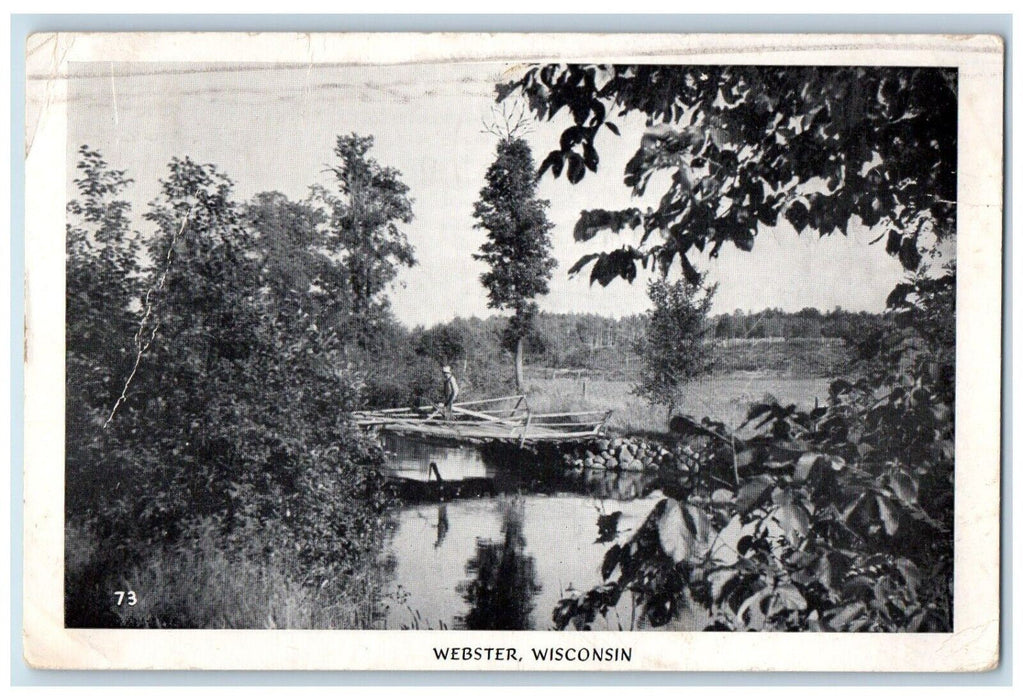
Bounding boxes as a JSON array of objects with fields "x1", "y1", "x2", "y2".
[{"x1": 391, "y1": 476, "x2": 497, "y2": 503}]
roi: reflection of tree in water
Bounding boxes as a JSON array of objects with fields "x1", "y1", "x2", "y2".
[
  {"x1": 456, "y1": 498, "x2": 541, "y2": 630},
  {"x1": 434, "y1": 504, "x2": 449, "y2": 548}
]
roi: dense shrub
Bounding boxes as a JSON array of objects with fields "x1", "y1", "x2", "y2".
[
  {"x1": 65, "y1": 146, "x2": 400, "y2": 628},
  {"x1": 633, "y1": 275, "x2": 717, "y2": 416},
  {"x1": 554, "y1": 272, "x2": 955, "y2": 632}
]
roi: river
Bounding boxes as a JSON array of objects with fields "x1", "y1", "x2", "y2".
[{"x1": 378, "y1": 433, "x2": 707, "y2": 631}]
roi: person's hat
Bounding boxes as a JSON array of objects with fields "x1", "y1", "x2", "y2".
[{"x1": 442, "y1": 365, "x2": 452, "y2": 374}]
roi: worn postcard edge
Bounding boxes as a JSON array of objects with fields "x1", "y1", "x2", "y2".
[{"x1": 21, "y1": 32, "x2": 1005, "y2": 672}]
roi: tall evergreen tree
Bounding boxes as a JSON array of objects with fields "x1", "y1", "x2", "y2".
[{"x1": 472, "y1": 137, "x2": 557, "y2": 390}]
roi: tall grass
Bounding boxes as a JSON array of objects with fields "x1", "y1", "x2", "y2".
[
  {"x1": 65, "y1": 520, "x2": 389, "y2": 629},
  {"x1": 525, "y1": 372, "x2": 833, "y2": 436}
]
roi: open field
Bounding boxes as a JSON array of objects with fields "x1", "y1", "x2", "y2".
[
  {"x1": 523, "y1": 337, "x2": 852, "y2": 382},
  {"x1": 525, "y1": 372, "x2": 834, "y2": 436}
]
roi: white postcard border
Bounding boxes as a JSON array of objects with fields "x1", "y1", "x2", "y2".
[{"x1": 23, "y1": 32, "x2": 1004, "y2": 671}]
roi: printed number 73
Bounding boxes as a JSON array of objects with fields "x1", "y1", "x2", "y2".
[{"x1": 114, "y1": 590, "x2": 137, "y2": 606}]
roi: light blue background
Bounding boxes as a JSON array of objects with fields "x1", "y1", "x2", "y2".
[{"x1": 9, "y1": 13, "x2": 1012, "y2": 686}]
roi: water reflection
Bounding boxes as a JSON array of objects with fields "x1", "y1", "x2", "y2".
[
  {"x1": 456, "y1": 499, "x2": 541, "y2": 630},
  {"x1": 381, "y1": 433, "x2": 493, "y2": 481},
  {"x1": 379, "y1": 433, "x2": 703, "y2": 631},
  {"x1": 383, "y1": 433, "x2": 663, "y2": 503},
  {"x1": 434, "y1": 504, "x2": 449, "y2": 549}
]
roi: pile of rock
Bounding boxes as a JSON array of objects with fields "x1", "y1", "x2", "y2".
[
  {"x1": 672, "y1": 441, "x2": 709, "y2": 473},
  {"x1": 563, "y1": 437, "x2": 675, "y2": 472},
  {"x1": 563, "y1": 436, "x2": 714, "y2": 474}
]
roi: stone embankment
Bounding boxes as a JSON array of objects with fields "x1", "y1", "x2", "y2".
[{"x1": 562, "y1": 436, "x2": 706, "y2": 473}]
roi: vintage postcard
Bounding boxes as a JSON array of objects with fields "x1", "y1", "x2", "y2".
[{"x1": 22, "y1": 32, "x2": 1003, "y2": 671}]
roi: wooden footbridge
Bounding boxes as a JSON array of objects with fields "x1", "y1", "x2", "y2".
[{"x1": 353, "y1": 394, "x2": 611, "y2": 446}]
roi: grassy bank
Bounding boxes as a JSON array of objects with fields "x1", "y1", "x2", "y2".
[
  {"x1": 65, "y1": 520, "x2": 391, "y2": 629},
  {"x1": 526, "y1": 372, "x2": 833, "y2": 435}
]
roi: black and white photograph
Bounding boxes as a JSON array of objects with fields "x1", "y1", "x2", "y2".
[{"x1": 22, "y1": 32, "x2": 1003, "y2": 671}]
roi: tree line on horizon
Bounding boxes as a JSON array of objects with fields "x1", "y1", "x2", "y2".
[{"x1": 400, "y1": 306, "x2": 887, "y2": 377}]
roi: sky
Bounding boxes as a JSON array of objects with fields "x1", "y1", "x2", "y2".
[{"x1": 67, "y1": 61, "x2": 909, "y2": 327}]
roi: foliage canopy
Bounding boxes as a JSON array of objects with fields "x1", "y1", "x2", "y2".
[
  {"x1": 65, "y1": 146, "x2": 397, "y2": 628},
  {"x1": 499, "y1": 65, "x2": 957, "y2": 286},
  {"x1": 498, "y1": 65, "x2": 959, "y2": 633}
]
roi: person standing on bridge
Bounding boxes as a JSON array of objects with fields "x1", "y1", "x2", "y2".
[{"x1": 441, "y1": 365, "x2": 459, "y2": 421}]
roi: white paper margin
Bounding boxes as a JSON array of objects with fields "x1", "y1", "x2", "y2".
[{"x1": 22, "y1": 32, "x2": 1005, "y2": 672}]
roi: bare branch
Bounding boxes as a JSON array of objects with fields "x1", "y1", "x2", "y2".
[{"x1": 481, "y1": 98, "x2": 535, "y2": 140}]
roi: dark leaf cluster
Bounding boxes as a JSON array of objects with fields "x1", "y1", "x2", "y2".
[
  {"x1": 501, "y1": 65, "x2": 957, "y2": 285},
  {"x1": 553, "y1": 274, "x2": 954, "y2": 632}
]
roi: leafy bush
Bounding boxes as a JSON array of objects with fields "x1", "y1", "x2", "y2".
[
  {"x1": 496, "y1": 61, "x2": 957, "y2": 634},
  {"x1": 65, "y1": 146, "x2": 400, "y2": 628},
  {"x1": 634, "y1": 275, "x2": 717, "y2": 417},
  {"x1": 554, "y1": 273, "x2": 954, "y2": 632}
]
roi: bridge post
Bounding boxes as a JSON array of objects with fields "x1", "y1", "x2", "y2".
[{"x1": 519, "y1": 409, "x2": 533, "y2": 448}]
